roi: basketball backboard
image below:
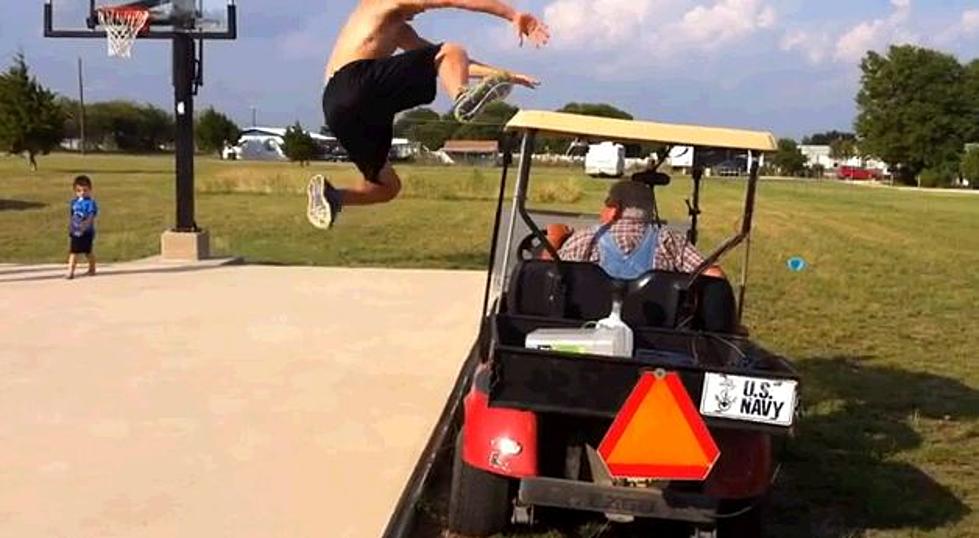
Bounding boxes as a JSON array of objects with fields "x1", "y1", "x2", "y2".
[{"x1": 45, "y1": 0, "x2": 235, "y2": 39}]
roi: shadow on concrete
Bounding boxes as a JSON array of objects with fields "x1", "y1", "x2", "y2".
[
  {"x1": 0, "y1": 199, "x2": 46, "y2": 212},
  {"x1": 0, "y1": 262, "x2": 239, "y2": 283},
  {"x1": 245, "y1": 251, "x2": 488, "y2": 271},
  {"x1": 421, "y1": 251, "x2": 487, "y2": 270},
  {"x1": 0, "y1": 266, "x2": 64, "y2": 276},
  {"x1": 769, "y1": 355, "x2": 975, "y2": 537}
]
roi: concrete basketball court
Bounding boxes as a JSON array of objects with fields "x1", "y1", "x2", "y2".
[{"x1": 0, "y1": 260, "x2": 485, "y2": 537}]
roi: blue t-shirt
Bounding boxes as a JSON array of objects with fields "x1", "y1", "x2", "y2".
[{"x1": 70, "y1": 197, "x2": 98, "y2": 235}]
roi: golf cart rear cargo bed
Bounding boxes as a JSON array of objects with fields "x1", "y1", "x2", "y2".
[{"x1": 489, "y1": 314, "x2": 798, "y2": 434}]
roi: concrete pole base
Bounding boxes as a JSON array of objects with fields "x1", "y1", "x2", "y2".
[{"x1": 161, "y1": 230, "x2": 211, "y2": 261}]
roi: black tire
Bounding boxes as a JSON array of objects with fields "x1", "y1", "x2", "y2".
[
  {"x1": 447, "y1": 431, "x2": 513, "y2": 537},
  {"x1": 715, "y1": 496, "x2": 766, "y2": 538}
]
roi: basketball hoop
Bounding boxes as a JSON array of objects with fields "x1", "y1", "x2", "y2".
[{"x1": 97, "y1": 6, "x2": 150, "y2": 58}]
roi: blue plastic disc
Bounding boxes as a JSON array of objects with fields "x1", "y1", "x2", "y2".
[{"x1": 787, "y1": 256, "x2": 807, "y2": 272}]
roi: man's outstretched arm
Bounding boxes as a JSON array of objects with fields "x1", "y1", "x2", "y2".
[
  {"x1": 397, "y1": 0, "x2": 516, "y2": 20},
  {"x1": 395, "y1": 0, "x2": 549, "y2": 46}
]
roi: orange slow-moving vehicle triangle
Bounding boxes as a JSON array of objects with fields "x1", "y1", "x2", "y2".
[{"x1": 598, "y1": 372, "x2": 719, "y2": 480}]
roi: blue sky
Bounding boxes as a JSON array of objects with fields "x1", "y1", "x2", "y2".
[{"x1": 2, "y1": 0, "x2": 978, "y2": 138}]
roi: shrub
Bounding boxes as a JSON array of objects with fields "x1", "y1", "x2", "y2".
[
  {"x1": 198, "y1": 168, "x2": 306, "y2": 194},
  {"x1": 960, "y1": 148, "x2": 979, "y2": 187},
  {"x1": 918, "y1": 167, "x2": 955, "y2": 188},
  {"x1": 529, "y1": 178, "x2": 584, "y2": 204},
  {"x1": 400, "y1": 168, "x2": 497, "y2": 201}
]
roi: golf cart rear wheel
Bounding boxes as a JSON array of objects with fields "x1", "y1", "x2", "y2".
[
  {"x1": 447, "y1": 431, "x2": 513, "y2": 536},
  {"x1": 694, "y1": 497, "x2": 766, "y2": 538},
  {"x1": 716, "y1": 501, "x2": 765, "y2": 538}
]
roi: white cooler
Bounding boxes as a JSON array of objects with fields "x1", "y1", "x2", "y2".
[{"x1": 525, "y1": 320, "x2": 633, "y2": 359}]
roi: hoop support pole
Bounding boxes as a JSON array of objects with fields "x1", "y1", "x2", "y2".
[{"x1": 173, "y1": 32, "x2": 196, "y2": 232}]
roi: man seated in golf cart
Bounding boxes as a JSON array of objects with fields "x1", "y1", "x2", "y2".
[{"x1": 549, "y1": 179, "x2": 725, "y2": 280}]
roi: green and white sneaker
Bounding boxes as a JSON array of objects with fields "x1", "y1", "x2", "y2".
[
  {"x1": 452, "y1": 73, "x2": 514, "y2": 123},
  {"x1": 306, "y1": 174, "x2": 342, "y2": 230}
]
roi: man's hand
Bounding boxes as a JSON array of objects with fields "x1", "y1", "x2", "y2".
[
  {"x1": 543, "y1": 223, "x2": 573, "y2": 260},
  {"x1": 512, "y1": 12, "x2": 550, "y2": 47},
  {"x1": 508, "y1": 71, "x2": 540, "y2": 88}
]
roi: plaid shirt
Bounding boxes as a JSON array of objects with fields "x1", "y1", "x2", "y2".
[{"x1": 557, "y1": 217, "x2": 705, "y2": 273}]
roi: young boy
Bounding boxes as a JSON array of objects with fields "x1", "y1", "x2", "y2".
[
  {"x1": 306, "y1": 0, "x2": 550, "y2": 230},
  {"x1": 67, "y1": 175, "x2": 99, "y2": 280}
]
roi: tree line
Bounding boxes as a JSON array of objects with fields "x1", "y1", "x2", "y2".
[
  {"x1": 278, "y1": 101, "x2": 642, "y2": 164},
  {"x1": 392, "y1": 101, "x2": 643, "y2": 155},
  {"x1": 57, "y1": 99, "x2": 240, "y2": 155},
  {"x1": 0, "y1": 53, "x2": 241, "y2": 169}
]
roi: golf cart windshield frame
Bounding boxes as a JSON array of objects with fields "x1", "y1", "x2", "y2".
[{"x1": 485, "y1": 111, "x2": 777, "y2": 326}]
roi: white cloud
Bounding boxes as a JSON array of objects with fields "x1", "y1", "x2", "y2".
[
  {"x1": 757, "y1": 6, "x2": 777, "y2": 29},
  {"x1": 932, "y1": 8, "x2": 979, "y2": 46},
  {"x1": 543, "y1": 0, "x2": 660, "y2": 49},
  {"x1": 833, "y1": 0, "x2": 912, "y2": 63},
  {"x1": 779, "y1": 29, "x2": 831, "y2": 64},
  {"x1": 959, "y1": 9, "x2": 979, "y2": 35},
  {"x1": 669, "y1": 0, "x2": 778, "y2": 51},
  {"x1": 833, "y1": 19, "x2": 888, "y2": 63},
  {"x1": 782, "y1": 0, "x2": 921, "y2": 65},
  {"x1": 542, "y1": 0, "x2": 777, "y2": 55}
]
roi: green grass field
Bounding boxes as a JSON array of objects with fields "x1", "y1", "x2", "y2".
[{"x1": 2, "y1": 153, "x2": 978, "y2": 537}]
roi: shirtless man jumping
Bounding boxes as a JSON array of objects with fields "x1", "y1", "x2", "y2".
[{"x1": 306, "y1": 0, "x2": 550, "y2": 230}]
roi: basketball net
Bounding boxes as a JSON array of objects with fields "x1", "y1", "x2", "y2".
[{"x1": 97, "y1": 7, "x2": 150, "y2": 58}]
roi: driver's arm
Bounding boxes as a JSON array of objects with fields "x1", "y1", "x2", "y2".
[
  {"x1": 662, "y1": 228, "x2": 727, "y2": 279},
  {"x1": 394, "y1": 0, "x2": 517, "y2": 21},
  {"x1": 704, "y1": 265, "x2": 726, "y2": 279},
  {"x1": 542, "y1": 224, "x2": 573, "y2": 260}
]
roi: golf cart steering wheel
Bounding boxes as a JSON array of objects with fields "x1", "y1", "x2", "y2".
[{"x1": 517, "y1": 232, "x2": 548, "y2": 260}]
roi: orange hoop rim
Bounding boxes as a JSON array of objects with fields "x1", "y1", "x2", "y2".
[{"x1": 96, "y1": 6, "x2": 151, "y2": 34}]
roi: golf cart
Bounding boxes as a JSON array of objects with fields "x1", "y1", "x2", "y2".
[{"x1": 448, "y1": 111, "x2": 800, "y2": 537}]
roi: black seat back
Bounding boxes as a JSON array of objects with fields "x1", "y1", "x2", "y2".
[
  {"x1": 621, "y1": 272, "x2": 736, "y2": 332},
  {"x1": 506, "y1": 260, "x2": 737, "y2": 333},
  {"x1": 506, "y1": 260, "x2": 613, "y2": 320}
]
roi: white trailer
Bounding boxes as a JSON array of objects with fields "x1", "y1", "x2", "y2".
[{"x1": 585, "y1": 142, "x2": 625, "y2": 177}]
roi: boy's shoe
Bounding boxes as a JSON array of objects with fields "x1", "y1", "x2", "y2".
[
  {"x1": 306, "y1": 175, "x2": 342, "y2": 230},
  {"x1": 452, "y1": 72, "x2": 514, "y2": 123}
]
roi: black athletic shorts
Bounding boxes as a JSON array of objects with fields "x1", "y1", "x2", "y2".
[
  {"x1": 323, "y1": 44, "x2": 442, "y2": 183},
  {"x1": 70, "y1": 231, "x2": 95, "y2": 254}
]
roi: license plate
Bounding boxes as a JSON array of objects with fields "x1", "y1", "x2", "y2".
[{"x1": 700, "y1": 373, "x2": 797, "y2": 427}]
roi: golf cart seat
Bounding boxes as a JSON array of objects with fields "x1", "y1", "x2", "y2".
[{"x1": 506, "y1": 259, "x2": 736, "y2": 332}]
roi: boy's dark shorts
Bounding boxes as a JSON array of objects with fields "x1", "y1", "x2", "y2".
[
  {"x1": 70, "y1": 231, "x2": 95, "y2": 254},
  {"x1": 323, "y1": 44, "x2": 442, "y2": 184}
]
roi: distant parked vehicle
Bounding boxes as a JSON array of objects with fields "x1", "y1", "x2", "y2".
[
  {"x1": 221, "y1": 144, "x2": 241, "y2": 161},
  {"x1": 712, "y1": 159, "x2": 744, "y2": 177},
  {"x1": 837, "y1": 166, "x2": 881, "y2": 180},
  {"x1": 585, "y1": 142, "x2": 625, "y2": 177},
  {"x1": 326, "y1": 146, "x2": 349, "y2": 162}
]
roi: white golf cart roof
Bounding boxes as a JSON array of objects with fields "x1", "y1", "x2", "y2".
[{"x1": 505, "y1": 110, "x2": 777, "y2": 152}]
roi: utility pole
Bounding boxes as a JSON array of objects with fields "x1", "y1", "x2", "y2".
[
  {"x1": 250, "y1": 106, "x2": 257, "y2": 127},
  {"x1": 77, "y1": 57, "x2": 86, "y2": 155}
]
